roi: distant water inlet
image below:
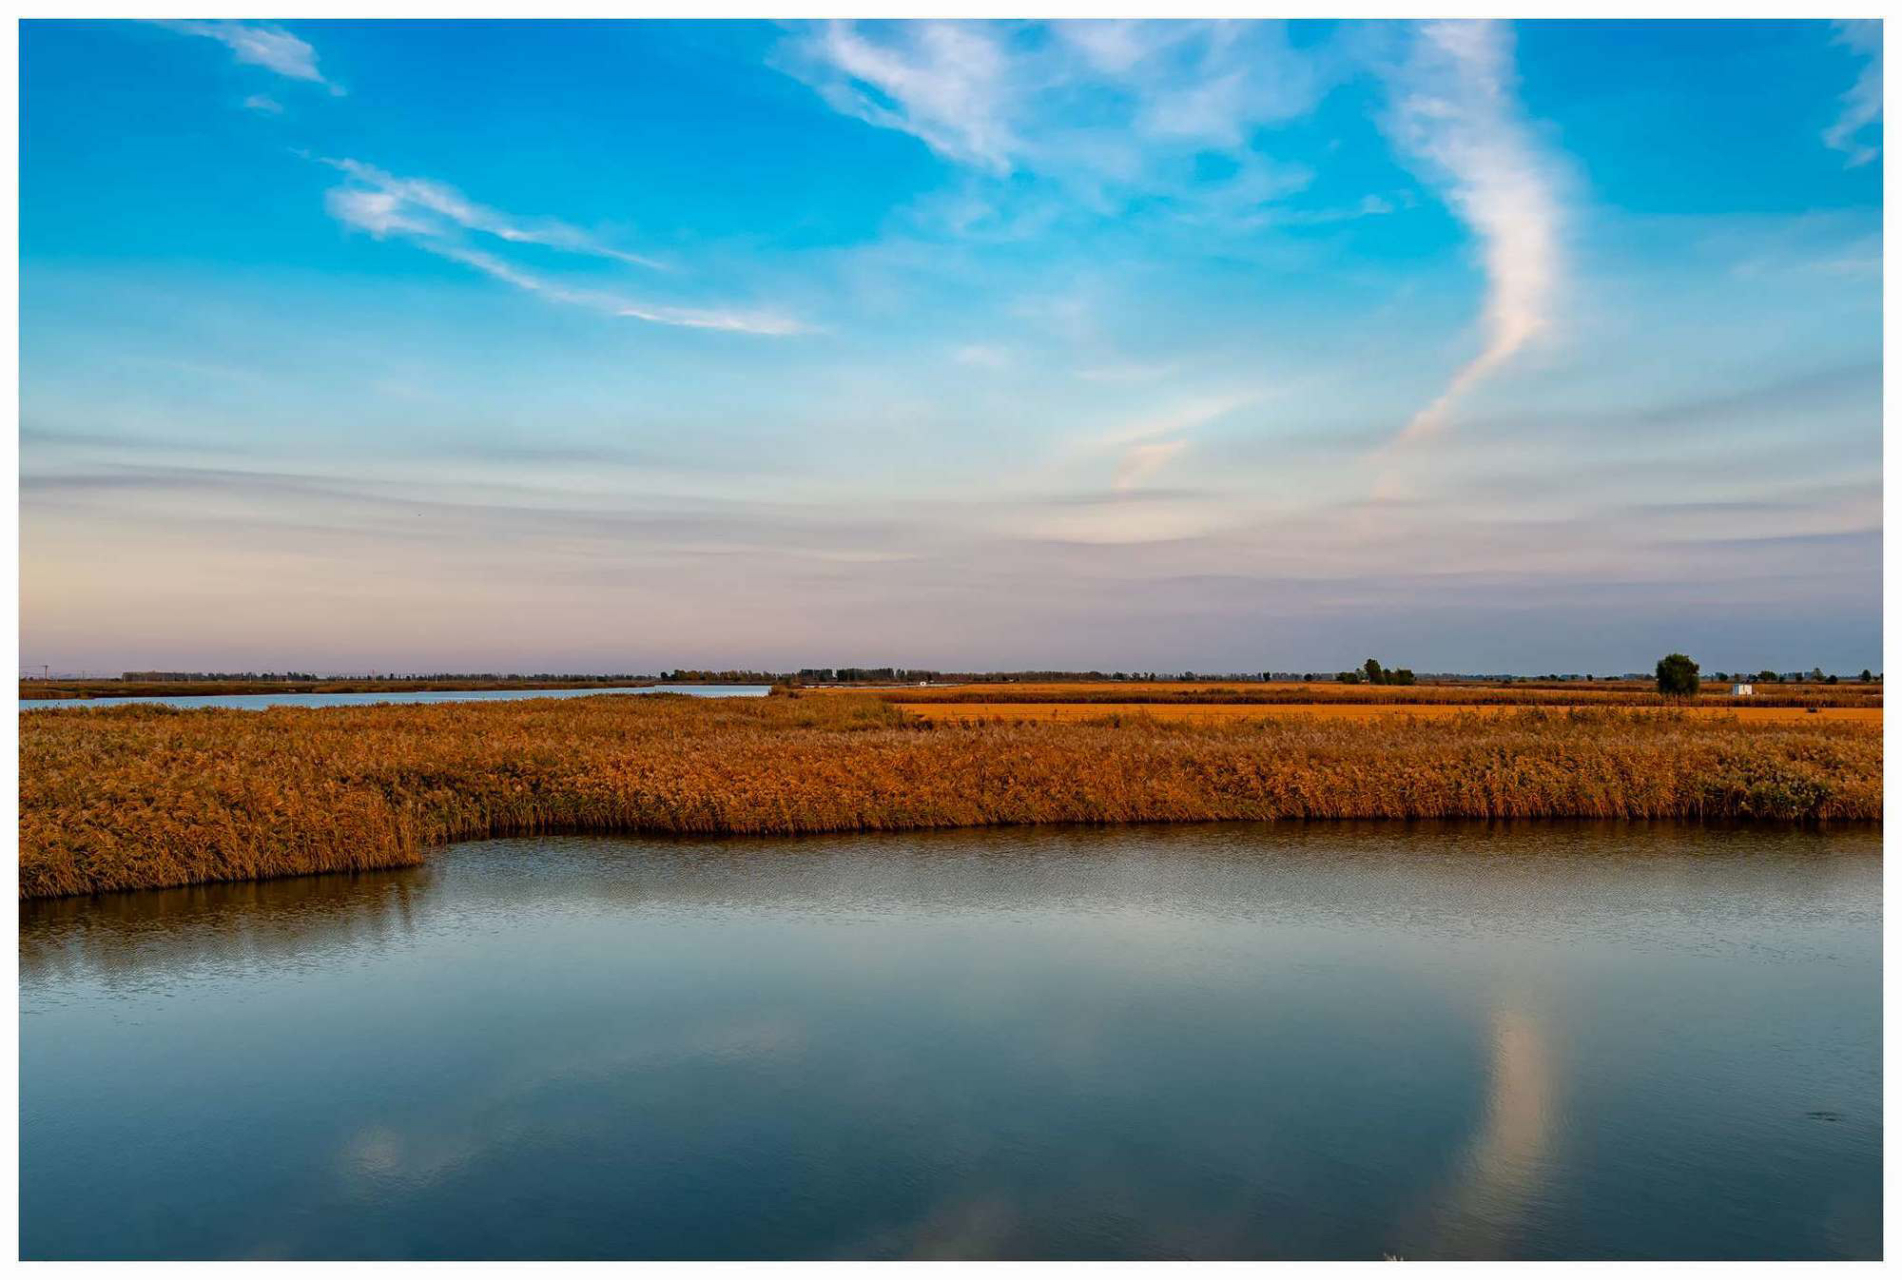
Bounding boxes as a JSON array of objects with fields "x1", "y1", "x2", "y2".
[
  {"x1": 19, "y1": 821, "x2": 1880, "y2": 1260},
  {"x1": 22, "y1": 684, "x2": 770, "y2": 711}
]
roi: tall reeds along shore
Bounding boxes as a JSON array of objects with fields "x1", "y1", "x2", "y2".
[{"x1": 21, "y1": 694, "x2": 1880, "y2": 898}]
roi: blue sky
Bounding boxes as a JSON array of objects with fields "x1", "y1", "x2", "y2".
[{"x1": 20, "y1": 19, "x2": 1883, "y2": 674}]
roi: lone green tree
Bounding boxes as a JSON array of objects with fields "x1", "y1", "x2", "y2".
[{"x1": 1656, "y1": 653, "x2": 1700, "y2": 698}]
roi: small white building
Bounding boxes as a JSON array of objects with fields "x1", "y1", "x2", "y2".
[{"x1": 1732, "y1": 683, "x2": 1754, "y2": 696}]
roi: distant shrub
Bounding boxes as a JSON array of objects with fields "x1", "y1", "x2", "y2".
[{"x1": 1656, "y1": 653, "x2": 1700, "y2": 698}]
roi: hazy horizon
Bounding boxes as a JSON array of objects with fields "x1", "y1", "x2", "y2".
[
  {"x1": 27, "y1": 655, "x2": 1879, "y2": 682},
  {"x1": 22, "y1": 20, "x2": 1882, "y2": 674}
]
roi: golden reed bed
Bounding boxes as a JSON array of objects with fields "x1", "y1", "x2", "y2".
[
  {"x1": 901, "y1": 702, "x2": 1884, "y2": 725},
  {"x1": 20, "y1": 693, "x2": 1880, "y2": 899},
  {"x1": 851, "y1": 680, "x2": 1882, "y2": 709}
]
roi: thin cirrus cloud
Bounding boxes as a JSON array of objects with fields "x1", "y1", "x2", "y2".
[
  {"x1": 1382, "y1": 20, "x2": 1563, "y2": 445},
  {"x1": 151, "y1": 19, "x2": 802, "y2": 338},
  {"x1": 1113, "y1": 439, "x2": 1188, "y2": 492},
  {"x1": 438, "y1": 244, "x2": 803, "y2": 335},
  {"x1": 786, "y1": 17, "x2": 1563, "y2": 459},
  {"x1": 322, "y1": 160, "x2": 803, "y2": 336},
  {"x1": 155, "y1": 20, "x2": 340, "y2": 92},
  {"x1": 795, "y1": 21, "x2": 1021, "y2": 173},
  {"x1": 1823, "y1": 20, "x2": 1883, "y2": 167},
  {"x1": 778, "y1": 20, "x2": 1330, "y2": 210},
  {"x1": 1091, "y1": 391, "x2": 1258, "y2": 495},
  {"x1": 324, "y1": 159, "x2": 668, "y2": 270}
]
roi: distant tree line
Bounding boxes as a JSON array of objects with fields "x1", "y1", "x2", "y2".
[
  {"x1": 1705, "y1": 668, "x2": 1879, "y2": 685},
  {"x1": 794, "y1": 666, "x2": 1449, "y2": 685},
  {"x1": 661, "y1": 670, "x2": 786, "y2": 684},
  {"x1": 109, "y1": 663, "x2": 1883, "y2": 690},
  {"x1": 794, "y1": 668, "x2": 946, "y2": 684},
  {"x1": 122, "y1": 671, "x2": 323, "y2": 682},
  {"x1": 1659, "y1": 656, "x2": 1882, "y2": 695},
  {"x1": 404, "y1": 672, "x2": 648, "y2": 682}
]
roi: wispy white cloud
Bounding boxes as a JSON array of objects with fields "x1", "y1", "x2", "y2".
[
  {"x1": 158, "y1": 20, "x2": 339, "y2": 92},
  {"x1": 778, "y1": 20, "x2": 1331, "y2": 215},
  {"x1": 1082, "y1": 391, "x2": 1257, "y2": 496},
  {"x1": 1094, "y1": 391, "x2": 1257, "y2": 452},
  {"x1": 325, "y1": 159, "x2": 667, "y2": 270},
  {"x1": 613, "y1": 297, "x2": 802, "y2": 336},
  {"x1": 410, "y1": 239, "x2": 802, "y2": 336},
  {"x1": 1113, "y1": 439, "x2": 1187, "y2": 491},
  {"x1": 1383, "y1": 20, "x2": 1563, "y2": 444},
  {"x1": 324, "y1": 186, "x2": 434, "y2": 239},
  {"x1": 323, "y1": 163, "x2": 801, "y2": 336},
  {"x1": 243, "y1": 93, "x2": 283, "y2": 115},
  {"x1": 798, "y1": 21, "x2": 1019, "y2": 173},
  {"x1": 1824, "y1": 20, "x2": 1882, "y2": 167}
]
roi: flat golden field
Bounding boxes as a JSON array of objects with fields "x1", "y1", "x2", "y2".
[
  {"x1": 821, "y1": 679, "x2": 1881, "y2": 710},
  {"x1": 899, "y1": 701, "x2": 1884, "y2": 725}
]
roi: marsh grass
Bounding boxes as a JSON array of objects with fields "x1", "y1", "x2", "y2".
[{"x1": 20, "y1": 694, "x2": 1880, "y2": 898}]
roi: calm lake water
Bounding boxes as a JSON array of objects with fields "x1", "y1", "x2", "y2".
[
  {"x1": 20, "y1": 822, "x2": 1880, "y2": 1260},
  {"x1": 23, "y1": 684, "x2": 769, "y2": 711}
]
